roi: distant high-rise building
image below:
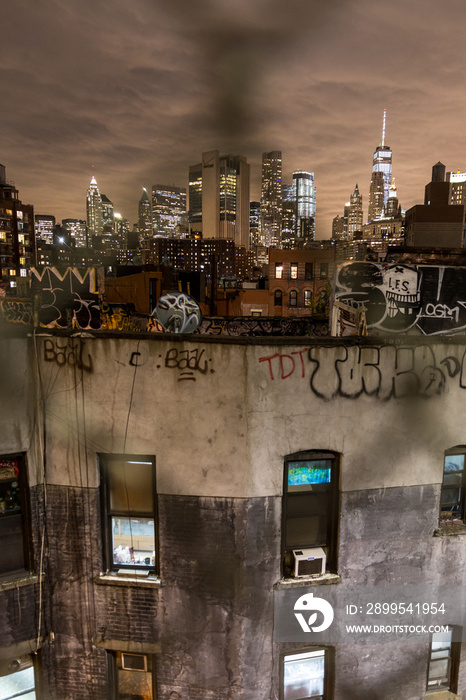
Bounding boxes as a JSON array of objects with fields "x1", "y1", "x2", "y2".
[
  {"x1": 347, "y1": 184, "x2": 363, "y2": 237},
  {"x1": 293, "y1": 170, "x2": 316, "y2": 242},
  {"x1": 152, "y1": 185, "x2": 187, "y2": 237},
  {"x1": 332, "y1": 215, "x2": 345, "y2": 240},
  {"x1": 367, "y1": 171, "x2": 385, "y2": 222},
  {"x1": 101, "y1": 194, "x2": 114, "y2": 231},
  {"x1": 385, "y1": 178, "x2": 399, "y2": 218},
  {"x1": 113, "y1": 214, "x2": 130, "y2": 248},
  {"x1": 138, "y1": 188, "x2": 152, "y2": 236},
  {"x1": 62, "y1": 219, "x2": 88, "y2": 248},
  {"x1": 447, "y1": 169, "x2": 466, "y2": 205},
  {"x1": 86, "y1": 176, "x2": 103, "y2": 240},
  {"x1": 249, "y1": 201, "x2": 261, "y2": 247},
  {"x1": 260, "y1": 151, "x2": 282, "y2": 247},
  {"x1": 281, "y1": 184, "x2": 295, "y2": 247},
  {"x1": 188, "y1": 150, "x2": 250, "y2": 248},
  {"x1": 370, "y1": 110, "x2": 393, "y2": 210},
  {"x1": 0, "y1": 163, "x2": 35, "y2": 292},
  {"x1": 35, "y1": 214, "x2": 56, "y2": 245}
]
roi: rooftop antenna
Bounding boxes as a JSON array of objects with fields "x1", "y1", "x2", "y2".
[{"x1": 381, "y1": 109, "x2": 386, "y2": 147}]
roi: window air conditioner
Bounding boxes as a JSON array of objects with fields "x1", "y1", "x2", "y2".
[
  {"x1": 293, "y1": 547, "x2": 326, "y2": 577},
  {"x1": 121, "y1": 653, "x2": 147, "y2": 672}
]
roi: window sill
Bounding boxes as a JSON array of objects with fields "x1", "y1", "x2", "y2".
[
  {"x1": 95, "y1": 572, "x2": 161, "y2": 588},
  {"x1": 434, "y1": 520, "x2": 466, "y2": 537},
  {"x1": 426, "y1": 691, "x2": 461, "y2": 700},
  {"x1": 0, "y1": 572, "x2": 43, "y2": 592},
  {"x1": 274, "y1": 573, "x2": 341, "y2": 590}
]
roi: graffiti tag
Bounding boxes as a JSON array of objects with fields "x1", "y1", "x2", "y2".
[
  {"x1": 258, "y1": 344, "x2": 466, "y2": 400},
  {"x1": 164, "y1": 347, "x2": 213, "y2": 381},
  {"x1": 43, "y1": 338, "x2": 93, "y2": 373}
]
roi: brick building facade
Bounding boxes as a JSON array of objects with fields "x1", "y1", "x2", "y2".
[{"x1": 1, "y1": 329, "x2": 466, "y2": 699}]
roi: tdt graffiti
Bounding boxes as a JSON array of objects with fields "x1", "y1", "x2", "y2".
[
  {"x1": 43, "y1": 338, "x2": 93, "y2": 373},
  {"x1": 336, "y1": 262, "x2": 466, "y2": 335},
  {"x1": 259, "y1": 348, "x2": 309, "y2": 380},
  {"x1": 259, "y1": 345, "x2": 466, "y2": 400}
]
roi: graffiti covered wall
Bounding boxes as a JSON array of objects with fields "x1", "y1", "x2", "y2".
[
  {"x1": 335, "y1": 261, "x2": 466, "y2": 335},
  {"x1": 31, "y1": 267, "x2": 101, "y2": 329}
]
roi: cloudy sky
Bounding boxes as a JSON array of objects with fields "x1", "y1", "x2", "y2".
[{"x1": 2, "y1": 0, "x2": 466, "y2": 238}]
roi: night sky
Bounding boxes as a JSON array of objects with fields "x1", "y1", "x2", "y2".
[{"x1": 3, "y1": 0, "x2": 466, "y2": 238}]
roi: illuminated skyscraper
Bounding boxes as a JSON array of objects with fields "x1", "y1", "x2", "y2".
[
  {"x1": 188, "y1": 150, "x2": 250, "y2": 248},
  {"x1": 249, "y1": 201, "x2": 261, "y2": 247},
  {"x1": 347, "y1": 184, "x2": 363, "y2": 237},
  {"x1": 62, "y1": 219, "x2": 88, "y2": 248},
  {"x1": 260, "y1": 151, "x2": 282, "y2": 247},
  {"x1": 86, "y1": 176, "x2": 103, "y2": 240},
  {"x1": 35, "y1": 215, "x2": 56, "y2": 245},
  {"x1": 138, "y1": 188, "x2": 152, "y2": 236},
  {"x1": 370, "y1": 110, "x2": 393, "y2": 210},
  {"x1": 293, "y1": 170, "x2": 316, "y2": 242},
  {"x1": 152, "y1": 185, "x2": 187, "y2": 237},
  {"x1": 367, "y1": 171, "x2": 385, "y2": 222}
]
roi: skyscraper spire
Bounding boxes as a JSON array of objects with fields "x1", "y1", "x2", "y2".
[
  {"x1": 381, "y1": 109, "x2": 386, "y2": 147},
  {"x1": 369, "y1": 112, "x2": 393, "y2": 215}
]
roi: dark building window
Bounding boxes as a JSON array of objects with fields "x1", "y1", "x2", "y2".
[
  {"x1": 108, "y1": 651, "x2": 156, "y2": 699},
  {"x1": 274, "y1": 289, "x2": 283, "y2": 306},
  {"x1": 281, "y1": 648, "x2": 333, "y2": 700},
  {"x1": 282, "y1": 451, "x2": 339, "y2": 577},
  {"x1": 427, "y1": 627, "x2": 460, "y2": 693},
  {"x1": 320, "y1": 262, "x2": 329, "y2": 279},
  {"x1": 100, "y1": 454, "x2": 157, "y2": 574},
  {"x1": 440, "y1": 447, "x2": 466, "y2": 521},
  {"x1": 289, "y1": 290, "x2": 298, "y2": 307},
  {"x1": 305, "y1": 263, "x2": 314, "y2": 280},
  {"x1": 0, "y1": 453, "x2": 30, "y2": 577}
]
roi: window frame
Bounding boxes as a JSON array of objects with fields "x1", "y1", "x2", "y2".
[
  {"x1": 440, "y1": 446, "x2": 466, "y2": 522},
  {"x1": 290, "y1": 263, "x2": 298, "y2": 280},
  {"x1": 289, "y1": 290, "x2": 298, "y2": 308},
  {"x1": 426, "y1": 626, "x2": 460, "y2": 694},
  {"x1": 280, "y1": 646, "x2": 334, "y2": 700},
  {"x1": 320, "y1": 262, "x2": 329, "y2": 280},
  {"x1": 0, "y1": 452, "x2": 32, "y2": 578},
  {"x1": 275, "y1": 263, "x2": 284, "y2": 279},
  {"x1": 99, "y1": 453, "x2": 158, "y2": 575},
  {"x1": 274, "y1": 289, "x2": 283, "y2": 307},
  {"x1": 305, "y1": 263, "x2": 314, "y2": 280},
  {"x1": 282, "y1": 451, "x2": 340, "y2": 577},
  {"x1": 108, "y1": 650, "x2": 157, "y2": 699}
]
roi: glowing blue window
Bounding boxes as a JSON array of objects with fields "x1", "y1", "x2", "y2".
[{"x1": 288, "y1": 460, "x2": 332, "y2": 488}]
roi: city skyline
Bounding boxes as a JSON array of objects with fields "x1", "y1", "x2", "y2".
[{"x1": 3, "y1": 0, "x2": 466, "y2": 238}]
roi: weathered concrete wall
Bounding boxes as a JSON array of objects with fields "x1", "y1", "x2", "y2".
[{"x1": 3, "y1": 332, "x2": 466, "y2": 698}]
